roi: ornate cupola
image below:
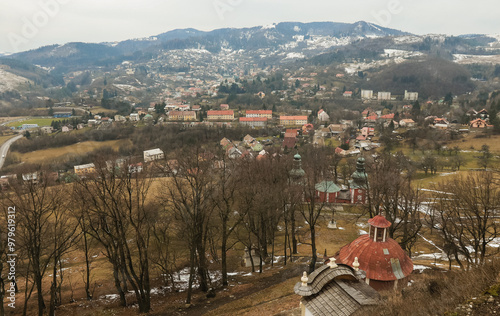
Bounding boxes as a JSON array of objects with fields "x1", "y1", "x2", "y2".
[{"x1": 368, "y1": 215, "x2": 391, "y2": 242}]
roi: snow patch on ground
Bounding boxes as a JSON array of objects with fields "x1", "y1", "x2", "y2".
[
  {"x1": 418, "y1": 233, "x2": 445, "y2": 253},
  {"x1": 285, "y1": 52, "x2": 305, "y2": 59},
  {"x1": 413, "y1": 264, "x2": 431, "y2": 272},
  {"x1": 0, "y1": 69, "x2": 30, "y2": 93}
]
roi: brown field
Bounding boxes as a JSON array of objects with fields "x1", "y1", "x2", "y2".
[
  {"x1": 89, "y1": 107, "x2": 119, "y2": 115},
  {"x1": 18, "y1": 139, "x2": 131, "y2": 164},
  {"x1": 0, "y1": 116, "x2": 26, "y2": 124},
  {"x1": 446, "y1": 132, "x2": 500, "y2": 152}
]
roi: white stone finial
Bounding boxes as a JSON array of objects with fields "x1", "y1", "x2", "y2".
[
  {"x1": 353, "y1": 257, "x2": 360, "y2": 271},
  {"x1": 327, "y1": 257, "x2": 337, "y2": 269},
  {"x1": 301, "y1": 271, "x2": 308, "y2": 286}
]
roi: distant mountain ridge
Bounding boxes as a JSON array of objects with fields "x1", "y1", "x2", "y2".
[{"x1": 9, "y1": 21, "x2": 410, "y2": 70}]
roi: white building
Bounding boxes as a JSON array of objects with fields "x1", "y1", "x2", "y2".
[
  {"x1": 130, "y1": 113, "x2": 140, "y2": 121},
  {"x1": 404, "y1": 90, "x2": 418, "y2": 101},
  {"x1": 317, "y1": 109, "x2": 330, "y2": 122},
  {"x1": 361, "y1": 90, "x2": 374, "y2": 99},
  {"x1": 378, "y1": 92, "x2": 391, "y2": 100},
  {"x1": 144, "y1": 148, "x2": 164, "y2": 162}
]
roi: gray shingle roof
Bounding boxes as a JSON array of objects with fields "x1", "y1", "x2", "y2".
[{"x1": 294, "y1": 264, "x2": 379, "y2": 316}]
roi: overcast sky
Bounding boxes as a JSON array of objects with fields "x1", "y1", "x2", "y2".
[{"x1": 1, "y1": 0, "x2": 499, "y2": 53}]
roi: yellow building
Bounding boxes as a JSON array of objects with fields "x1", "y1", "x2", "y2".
[
  {"x1": 74, "y1": 163, "x2": 96, "y2": 177},
  {"x1": 169, "y1": 110, "x2": 196, "y2": 121},
  {"x1": 280, "y1": 116, "x2": 308, "y2": 126},
  {"x1": 207, "y1": 110, "x2": 234, "y2": 121}
]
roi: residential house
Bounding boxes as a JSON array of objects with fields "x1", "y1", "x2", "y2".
[
  {"x1": 114, "y1": 115, "x2": 126, "y2": 122},
  {"x1": 192, "y1": 105, "x2": 201, "y2": 111},
  {"x1": 361, "y1": 127, "x2": 375, "y2": 138},
  {"x1": 280, "y1": 116, "x2": 308, "y2": 126},
  {"x1": 239, "y1": 117, "x2": 268, "y2": 127},
  {"x1": 220, "y1": 137, "x2": 233, "y2": 149},
  {"x1": 470, "y1": 118, "x2": 489, "y2": 128},
  {"x1": 22, "y1": 172, "x2": 39, "y2": 183},
  {"x1": 317, "y1": 109, "x2": 330, "y2": 122},
  {"x1": 87, "y1": 119, "x2": 98, "y2": 126},
  {"x1": 243, "y1": 134, "x2": 256, "y2": 146},
  {"x1": 433, "y1": 117, "x2": 449, "y2": 129},
  {"x1": 399, "y1": 119, "x2": 415, "y2": 128},
  {"x1": 328, "y1": 124, "x2": 346, "y2": 135},
  {"x1": 220, "y1": 104, "x2": 230, "y2": 110},
  {"x1": 245, "y1": 110, "x2": 272, "y2": 119},
  {"x1": 178, "y1": 104, "x2": 191, "y2": 111},
  {"x1": 128, "y1": 163, "x2": 143, "y2": 174},
  {"x1": 343, "y1": 91, "x2": 353, "y2": 98},
  {"x1": 41, "y1": 126, "x2": 53, "y2": 134},
  {"x1": 378, "y1": 113, "x2": 394, "y2": 121},
  {"x1": 478, "y1": 109, "x2": 489, "y2": 120},
  {"x1": 143, "y1": 148, "x2": 164, "y2": 162},
  {"x1": 207, "y1": 110, "x2": 234, "y2": 121},
  {"x1": 74, "y1": 163, "x2": 96, "y2": 177},
  {"x1": 302, "y1": 123, "x2": 314, "y2": 135},
  {"x1": 362, "y1": 108, "x2": 374, "y2": 117},
  {"x1": 283, "y1": 129, "x2": 298, "y2": 149},
  {"x1": 61, "y1": 125, "x2": 72, "y2": 133},
  {"x1": 129, "y1": 113, "x2": 140, "y2": 121}
]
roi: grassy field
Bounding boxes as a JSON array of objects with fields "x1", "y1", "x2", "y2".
[
  {"x1": 6, "y1": 117, "x2": 68, "y2": 128},
  {"x1": 17, "y1": 139, "x2": 131, "y2": 164}
]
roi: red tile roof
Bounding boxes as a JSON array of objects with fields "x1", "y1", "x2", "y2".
[
  {"x1": 207, "y1": 110, "x2": 234, "y2": 116},
  {"x1": 336, "y1": 235, "x2": 413, "y2": 281},
  {"x1": 280, "y1": 116, "x2": 308, "y2": 120},
  {"x1": 379, "y1": 113, "x2": 395, "y2": 119},
  {"x1": 368, "y1": 215, "x2": 392, "y2": 228}
]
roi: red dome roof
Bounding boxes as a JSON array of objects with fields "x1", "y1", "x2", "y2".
[
  {"x1": 368, "y1": 215, "x2": 392, "y2": 228},
  {"x1": 336, "y1": 234, "x2": 413, "y2": 281}
]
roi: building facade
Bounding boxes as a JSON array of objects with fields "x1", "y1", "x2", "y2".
[
  {"x1": 239, "y1": 117, "x2": 268, "y2": 127},
  {"x1": 245, "y1": 110, "x2": 272, "y2": 119},
  {"x1": 280, "y1": 116, "x2": 308, "y2": 126},
  {"x1": 144, "y1": 148, "x2": 165, "y2": 162},
  {"x1": 169, "y1": 110, "x2": 197, "y2": 121},
  {"x1": 207, "y1": 110, "x2": 234, "y2": 121}
]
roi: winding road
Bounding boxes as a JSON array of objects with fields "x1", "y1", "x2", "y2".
[{"x1": 0, "y1": 134, "x2": 23, "y2": 170}]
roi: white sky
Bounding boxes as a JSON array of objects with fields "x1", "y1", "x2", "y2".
[{"x1": 1, "y1": 0, "x2": 499, "y2": 53}]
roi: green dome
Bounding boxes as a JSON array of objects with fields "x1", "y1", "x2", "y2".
[{"x1": 294, "y1": 153, "x2": 301, "y2": 160}]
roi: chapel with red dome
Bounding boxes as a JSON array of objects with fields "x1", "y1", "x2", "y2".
[{"x1": 335, "y1": 215, "x2": 413, "y2": 291}]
